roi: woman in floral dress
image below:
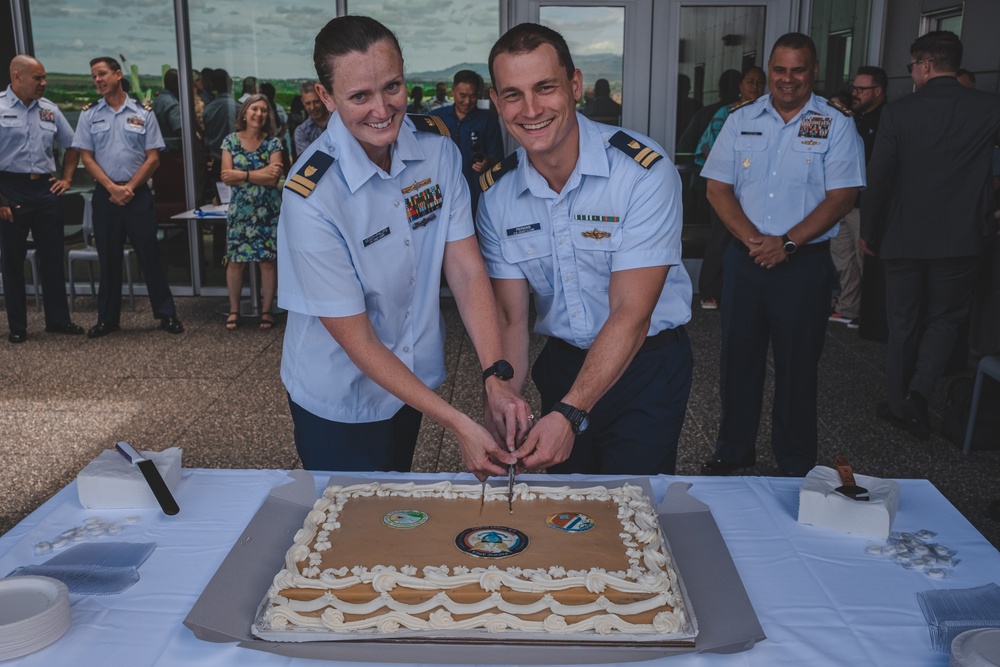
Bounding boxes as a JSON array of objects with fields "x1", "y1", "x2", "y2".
[{"x1": 220, "y1": 93, "x2": 284, "y2": 329}]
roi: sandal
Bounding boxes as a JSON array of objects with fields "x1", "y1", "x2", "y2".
[
  {"x1": 259, "y1": 312, "x2": 275, "y2": 330},
  {"x1": 225, "y1": 312, "x2": 240, "y2": 330}
]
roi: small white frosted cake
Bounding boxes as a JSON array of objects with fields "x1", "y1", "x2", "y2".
[{"x1": 257, "y1": 481, "x2": 694, "y2": 641}]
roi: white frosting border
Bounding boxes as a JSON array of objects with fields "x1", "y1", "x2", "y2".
[{"x1": 261, "y1": 481, "x2": 692, "y2": 637}]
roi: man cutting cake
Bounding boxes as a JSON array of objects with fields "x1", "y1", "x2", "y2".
[{"x1": 477, "y1": 23, "x2": 693, "y2": 476}]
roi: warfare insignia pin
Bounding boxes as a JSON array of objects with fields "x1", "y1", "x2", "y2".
[{"x1": 581, "y1": 229, "x2": 611, "y2": 241}]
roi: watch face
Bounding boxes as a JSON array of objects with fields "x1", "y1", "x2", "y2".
[
  {"x1": 496, "y1": 360, "x2": 514, "y2": 380},
  {"x1": 577, "y1": 415, "x2": 590, "y2": 433}
]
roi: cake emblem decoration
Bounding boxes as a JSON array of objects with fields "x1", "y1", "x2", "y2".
[
  {"x1": 455, "y1": 526, "x2": 528, "y2": 558},
  {"x1": 382, "y1": 510, "x2": 429, "y2": 529},
  {"x1": 546, "y1": 512, "x2": 595, "y2": 533}
]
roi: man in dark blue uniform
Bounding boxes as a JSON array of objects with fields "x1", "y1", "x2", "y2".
[
  {"x1": 429, "y1": 70, "x2": 503, "y2": 216},
  {"x1": 0, "y1": 55, "x2": 84, "y2": 343},
  {"x1": 73, "y1": 56, "x2": 183, "y2": 338}
]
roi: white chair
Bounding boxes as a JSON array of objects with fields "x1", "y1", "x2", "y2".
[
  {"x1": 963, "y1": 355, "x2": 1000, "y2": 455},
  {"x1": 67, "y1": 205, "x2": 134, "y2": 312}
]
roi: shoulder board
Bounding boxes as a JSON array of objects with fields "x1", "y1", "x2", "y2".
[
  {"x1": 81, "y1": 101, "x2": 94, "y2": 111},
  {"x1": 142, "y1": 101, "x2": 154, "y2": 112},
  {"x1": 608, "y1": 131, "x2": 663, "y2": 169},
  {"x1": 828, "y1": 99, "x2": 853, "y2": 117},
  {"x1": 479, "y1": 152, "x2": 518, "y2": 192},
  {"x1": 729, "y1": 98, "x2": 754, "y2": 113},
  {"x1": 285, "y1": 150, "x2": 336, "y2": 199},
  {"x1": 408, "y1": 114, "x2": 450, "y2": 136}
]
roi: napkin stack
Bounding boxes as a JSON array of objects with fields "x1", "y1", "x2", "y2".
[
  {"x1": 797, "y1": 465, "x2": 900, "y2": 538},
  {"x1": 77, "y1": 447, "x2": 182, "y2": 509}
]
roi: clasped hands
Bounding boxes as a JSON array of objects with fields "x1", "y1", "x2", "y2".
[
  {"x1": 746, "y1": 234, "x2": 788, "y2": 269},
  {"x1": 107, "y1": 182, "x2": 134, "y2": 206}
]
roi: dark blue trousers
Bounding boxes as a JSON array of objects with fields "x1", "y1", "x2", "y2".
[
  {"x1": 287, "y1": 395, "x2": 423, "y2": 472},
  {"x1": 715, "y1": 241, "x2": 832, "y2": 476},
  {"x1": 91, "y1": 184, "x2": 175, "y2": 324},
  {"x1": 0, "y1": 175, "x2": 73, "y2": 332},
  {"x1": 531, "y1": 328, "x2": 693, "y2": 475}
]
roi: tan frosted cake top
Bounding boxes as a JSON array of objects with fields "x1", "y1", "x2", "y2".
[{"x1": 261, "y1": 481, "x2": 693, "y2": 638}]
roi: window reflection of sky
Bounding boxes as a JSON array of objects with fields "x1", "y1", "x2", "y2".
[{"x1": 30, "y1": 0, "x2": 623, "y2": 81}]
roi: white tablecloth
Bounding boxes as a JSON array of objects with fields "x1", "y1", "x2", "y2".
[{"x1": 0, "y1": 470, "x2": 996, "y2": 666}]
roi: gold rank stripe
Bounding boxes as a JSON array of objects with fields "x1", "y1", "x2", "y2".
[
  {"x1": 285, "y1": 180, "x2": 312, "y2": 198},
  {"x1": 427, "y1": 115, "x2": 449, "y2": 135},
  {"x1": 289, "y1": 174, "x2": 317, "y2": 192},
  {"x1": 479, "y1": 169, "x2": 495, "y2": 191},
  {"x1": 636, "y1": 147, "x2": 662, "y2": 168}
]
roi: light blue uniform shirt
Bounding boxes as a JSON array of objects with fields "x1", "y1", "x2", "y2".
[
  {"x1": 278, "y1": 112, "x2": 473, "y2": 423},
  {"x1": 0, "y1": 87, "x2": 75, "y2": 173},
  {"x1": 701, "y1": 93, "x2": 865, "y2": 243},
  {"x1": 477, "y1": 113, "x2": 692, "y2": 348},
  {"x1": 72, "y1": 96, "x2": 165, "y2": 182}
]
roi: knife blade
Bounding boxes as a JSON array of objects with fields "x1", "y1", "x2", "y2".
[
  {"x1": 507, "y1": 463, "x2": 515, "y2": 514},
  {"x1": 115, "y1": 441, "x2": 180, "y2": 515}
]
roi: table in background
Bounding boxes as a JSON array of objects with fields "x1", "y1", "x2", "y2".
[{"x1": 0, "y1": 470, "x2": 996, "y2": 667}]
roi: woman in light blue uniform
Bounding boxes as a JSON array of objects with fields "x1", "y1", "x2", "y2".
[{"x1": 277, "y1": 16, "x2": 530, "y2": 475}]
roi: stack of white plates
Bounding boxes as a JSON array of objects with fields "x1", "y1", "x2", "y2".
[{"x1": 0, "y1": 576, "x2": 71, "y2": 660}]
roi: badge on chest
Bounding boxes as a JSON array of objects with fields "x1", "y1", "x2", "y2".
[
  {"x1": 798, "y1": 116, "x2": 830, "y2": 140},
  {"x1": 38, "y1": 108, "x2": 55, "y2": 124},
  {"x1": 403, "y1": 181, "x2": 442, "y2": 229}
]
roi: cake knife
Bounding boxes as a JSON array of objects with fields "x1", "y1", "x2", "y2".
[
  {"x1": 115, "y1": 441, "x2": 180, "y2": 515},
  {"x1": 507, "y1": 463, "x2": 515, "y2": 514}
]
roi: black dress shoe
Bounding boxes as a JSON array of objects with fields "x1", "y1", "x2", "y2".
[
  {"x1": 7, "y1": 330, "x2": 27, "y2": 344},
  {"x1": 160, "y1": 316, "x2": 184, "y2": 334},
  {"x1": 44, "y1": 322, "x2": 85, "y2": 335},
  {"x1": 701, "y1": 455, "x2": 755, "y2": 475},
  {"x1": 900, "y1": 391, "x2": 931, "y2": 441},
  {"x1": 87, "y1": 322, "x2": 120, "y2": 338}
]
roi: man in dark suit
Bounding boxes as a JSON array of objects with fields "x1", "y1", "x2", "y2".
[{"x1": 861, "y1": 31, "x2": 1000, "y2": 440}]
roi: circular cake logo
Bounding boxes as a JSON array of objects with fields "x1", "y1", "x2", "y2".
[
  {"x1": 455, "y1": 526, "x2": 528, "y2": 558},
  {"x1": 382, "y1": 510, "x2": 429, "y2": 530},
  {"x1": 546, "y1": 512, "x2": 596, "y2": 533}
]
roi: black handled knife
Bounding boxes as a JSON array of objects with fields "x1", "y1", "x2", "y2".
[{"x1": 115, "y1": 441, "x2": 180, "y2": 515}]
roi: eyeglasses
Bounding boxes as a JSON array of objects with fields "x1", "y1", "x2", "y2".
[
  {"x1": 851, "y1": 85, "x2": 878, "y2": 93},
  {"x1": 906, "y1": 57, "x2": 936, "y2": 74}
]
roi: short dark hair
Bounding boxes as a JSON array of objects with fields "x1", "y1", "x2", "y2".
[
  {"x1": 163, "y1": 68, "x2": 179, "y2": 96},
  {"x1": 259, "y1": 82, "x2": 275, "y2": 101},
  {"x1": 489, "y1": 22, "x2": 575, "y2": 90},
  {"x1": 910, "y1": 30, "x2": 962, "y2": 72},
  {"x1": 235, "y1": 93, "x2": 277, "y2": 136},
  {"x1": 769, "y1": 32, "x2": 818, "y2": 65},
  {"x1": 453, "y1": 69, "x2": 481, "y2": 93},
  {"x1": 241, "y1": 76, "x2": 258, "y2": 96},
  {"x1": 855, "y1": 65, "x2": 887, "y2": 91},
  {"x1": 213, "y1": 68, "x2": 232, "y2": 94},
  {"x1": 594, "y1": 78, "x2": 611, "y2": 96},
  {"x1": 89, "y1": 56, "x2": 122, "y2": 72},
  {"x1": 313, "y1": 15, "x2": 402, "y2": 93}
]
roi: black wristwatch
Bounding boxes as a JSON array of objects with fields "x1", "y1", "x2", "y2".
[
  {"x1": 781, "y1": 233, "x2": 797, "y2": 254},
  {"x1": 482, "y1": 359, "x2": 514, "y2": 384},
  {"x1": 551, "y1": 401, "x2": 590, "y2": 435}
]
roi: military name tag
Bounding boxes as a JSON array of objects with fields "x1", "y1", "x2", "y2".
[
  {"x1": 506, "y1": 223, "x2": 541, "y2": 237},
  {"x1": 362, "y1": 227, "x2": 391, "y2": 247}
]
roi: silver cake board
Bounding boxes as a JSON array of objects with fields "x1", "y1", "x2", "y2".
[{"x1": 183, "y1": 471, "x2": 765, "y2": 663}]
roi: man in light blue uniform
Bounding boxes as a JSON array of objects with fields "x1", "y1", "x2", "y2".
[
  {"x1": 73, "y1": 56, "x2": 183, "y2": 338},
  {"x1": 701, "y1": 33, "x2": 865, "y2": 476},
  {"x1": 0, "y1": 55, "x2": 84, "y2": 343},
  {"x1": 478, "y1": 24, "x2": 693, "y2": 475}
]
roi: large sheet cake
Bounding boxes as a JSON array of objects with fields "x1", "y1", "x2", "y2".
[{"x1": 254, "y1": 480, "x2": 697, "y2": 643}]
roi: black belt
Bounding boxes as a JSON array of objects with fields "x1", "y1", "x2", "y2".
[
  {"x1": 731, "y1": 238, "x2": 830, "y2": 255},
  {"x1": 549, "y1": 326, "x2": 683, "y2": 357},
  {"x1": 0, "y1": 171, "x2": 49, "y2": 181}
]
